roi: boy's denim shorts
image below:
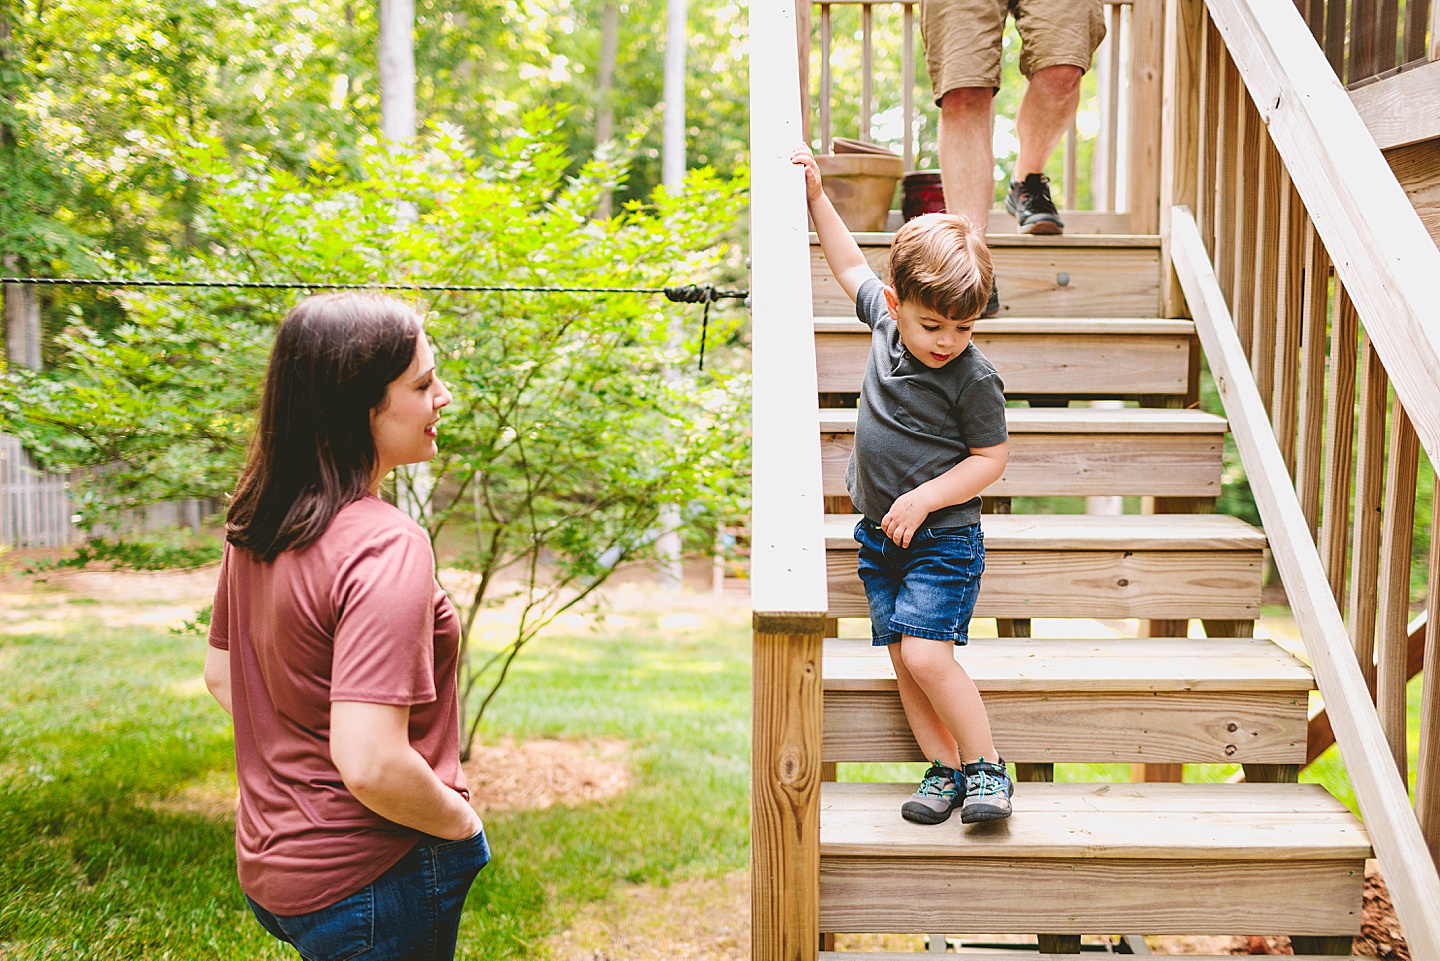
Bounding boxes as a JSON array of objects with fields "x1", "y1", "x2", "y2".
[
  {"x1": 246, "y1": 827, "x2": 491, "y2": 961},
  {"x1": 854, "y1": 517, "x2": 985, "y2": 646}
]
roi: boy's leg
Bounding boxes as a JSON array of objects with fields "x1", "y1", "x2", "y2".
[
  {"x1": 898, "y1": 634, "x2": 998, "y2": 764},
  {"x1": 886, "y1": 642, "x2": 962, "y2": 769}
]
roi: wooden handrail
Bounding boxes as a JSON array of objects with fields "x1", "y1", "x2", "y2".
[
  {"x1": 1172, "y1": 205, "x2": 1440, "y2": 961},
  {"x1": 750, "y1": 3, "x2": 830, "y2": 960},
  {"x1": 1203, "y1": 0, "x2": 1440, "y2": 464}
]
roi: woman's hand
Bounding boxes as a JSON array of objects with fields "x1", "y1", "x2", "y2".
[
  {"x1": 790, "y1": 146, "x2": 824, "y2": 203},
  {"x1": 331, "y1": 700, "x2": 482, "y2": 840}
]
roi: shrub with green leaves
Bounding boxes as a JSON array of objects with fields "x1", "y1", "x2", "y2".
[{"x1": 1, "y1": 111, "x2": 751, "y2": 752}]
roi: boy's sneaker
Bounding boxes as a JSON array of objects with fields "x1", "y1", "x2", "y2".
[
  {"x1": 982, "y1": 278, "x2": 1000, "y2": 317},
  {"x1": 960, "y1": 757, "x2": 1014, "y2": 823},
  {"x1": 900, "y1": 762, "x2": 959, "y2": 825},
  {"x1": 1005, "y1": 173, "x2": 1064, "y2": 235}
]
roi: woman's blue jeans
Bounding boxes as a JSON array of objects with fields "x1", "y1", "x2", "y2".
[{"x1": 245, "y1": 829, "x2": 491, "y2": 961}]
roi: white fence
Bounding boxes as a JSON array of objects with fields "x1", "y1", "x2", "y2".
[{"x1": 0, "y1": 432, "x2": 76, "y2": 548}]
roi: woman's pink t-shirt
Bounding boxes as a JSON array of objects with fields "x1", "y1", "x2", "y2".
[{"x1": 208, "y1": 495, "x2": 467, "y2": 915}]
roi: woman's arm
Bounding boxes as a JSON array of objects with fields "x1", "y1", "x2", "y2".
[
  {"x1": 330, "y1": 700, "x2": 483, "y2": 840},
  {"x1": 204, "y1": 646, "x2": 233, "y2": 717},
  {"x1": 881, "y1": 441, "x2": 1009, "y2": 548}
]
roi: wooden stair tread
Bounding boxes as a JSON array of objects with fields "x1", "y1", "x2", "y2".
[
  {"x1": 822, "y1": 636, "x2": 1314, "y2": 692},
  {"x1": 819, "y1": 406, "x2": 1227, "y2": 434},
  {"x1": 821, "y1": 232, "x2": 1163, "y2": 248},
  {"x1": 814, "y1": 316, "x2": 1195, "y2": 335},
  {"x1": 820, "y1": 782, "x2": 1370, "y2": 860},
  {"x1": 821, "y1": 955, "x2": 1343, "y2": 960},
  {"x1": 824, "y1": 513, "x2": 1267, "y2": 551}
]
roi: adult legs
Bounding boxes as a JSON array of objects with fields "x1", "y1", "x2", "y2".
[
  {"x1": 937, "y1": 86, "x2": 996, "y2": 236},
  {"x1": 1014, "y1": 63, "x2": 1082, "y2": 180}
]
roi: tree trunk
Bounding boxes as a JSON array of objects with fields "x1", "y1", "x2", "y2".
[
  {"x1": 655, "y1": 0, "x2": 688, "y2": 589},
  {"x1": 595, "y1": 1, "x2": 620, "y2": 218},
  {"x1": 378, "y1": 0, "x2": 416, "y2": 143},
  {"x1": 661, "y1": 0, "x2": 687, "y2": 189},
  {"x1": 378, "y1": 0, "x2": 430, "y2": 523},
  {"x1": 0, "y1": 12, "x2": 40, "y2": 371}
]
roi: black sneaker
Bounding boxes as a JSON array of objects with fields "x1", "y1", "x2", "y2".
[
  {"x1": 959, "y1": 757, "x2": 1014, "y2": 823},
  {"x1": 1005, "y1": 173, "x2": 1064, "y2": 235},
  {"x1": 982, "y1": 278, "x2": 1000, "y2": 317},
  {"x1": 900, "y1": 762, "x2": 959, "y2": 825}
]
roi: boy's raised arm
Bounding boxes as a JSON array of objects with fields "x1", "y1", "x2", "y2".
[{"x1": 792, "y1": 147, "x2": 878, "y2": 304}]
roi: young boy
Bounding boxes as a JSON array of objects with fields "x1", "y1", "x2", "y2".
[{"x1": 792, "y1": 146, "x2": 1014, "y2": 825}]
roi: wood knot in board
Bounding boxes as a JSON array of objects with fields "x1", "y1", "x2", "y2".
[{"x1": 778, "y1": 751, "x2": 804, "y2": 784}]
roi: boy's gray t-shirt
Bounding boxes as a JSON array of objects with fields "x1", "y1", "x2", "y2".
[{"x1": 846, "y1": 277, "x2": 1008, "y2": 529}]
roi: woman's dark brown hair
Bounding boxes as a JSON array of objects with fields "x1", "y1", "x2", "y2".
[{"x1": 227, "y1": 293, "x2": 421, "y2": 562}]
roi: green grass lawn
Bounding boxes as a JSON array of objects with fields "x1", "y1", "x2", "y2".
[
  {"x1": 0, "y1": 601, "x2": 751, "y2": 960},
  {"x1": 1, "y1": 593, "x2": 1428, "y2": 959}
]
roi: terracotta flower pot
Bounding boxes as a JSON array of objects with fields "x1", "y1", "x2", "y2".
[{"x1": 815, "y1": 153, "x2": 904, "y2": 233}]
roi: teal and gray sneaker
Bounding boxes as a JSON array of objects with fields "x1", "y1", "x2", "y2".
[
  {"x1": 900, "y1": 762, "x2": 959, "y2": 825},
  {"x1": 960, "y1": 757, "x2": 1014, "y2": 823}
]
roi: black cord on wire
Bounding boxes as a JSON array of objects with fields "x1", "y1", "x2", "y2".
[{"x1": 0, "y1": 276, "x2": 749, "y2": 370}]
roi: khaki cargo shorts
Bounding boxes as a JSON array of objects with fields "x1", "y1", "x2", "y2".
[{"x1": 921, "y1": 0, "x2": 1107, "y2": 102}]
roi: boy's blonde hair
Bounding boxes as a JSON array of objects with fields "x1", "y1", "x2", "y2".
[{"x1": 888, "y1": 213, "x2": 994, "y2": 321}]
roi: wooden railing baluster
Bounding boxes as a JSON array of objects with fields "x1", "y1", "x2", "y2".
[
  {"x1": 1233, "y1": 95, "x2": 1261, "y2": 351},
  {"x1": 819, "y1": 4, "x2": 833, "y2": 155},
  {"x1": 1107, "y1": 3, "x2": 1123, "y2": 210},
  {"x1": 901, "y1": 3, "x2": 914, "y2": 172},
  {"x1": 1252, "y1": 130, "x2": 1282, "y2": 410},
  {"x1": 1294, "y1": 219, "x2": 1329, "y2": 537},
  {"x1": 1318, "y1": 281, "x2": 1357, "y2": 602},
  {"x1": 1419, "y1": 508, "x2": 1440, "y2": 868},
  {"x1": 1323, "y1": 0, "x2": 1346, "y2": 75},
  {"x1": 1348, "y1": 334, "x2": 1388, "y2": 694},
  {"x1": 1403, "y1": 0, "x2": 1432, "y2": 63},
  {"x1": 1213, "y1": 50, "x2": 1238, "y2": 301},
  {"x1": 1272, "y1": 172, "x2": 1304, "y2": 474},
  {"x1": 861, "y1": 3, "x2": 873, "y2": 141},
  {"x1": 1196, "y1": 14, "x2": 1219, "y2": 251},
  {"x1": 1377, "y1": 402, "x2": 1419, "y2": 778}
]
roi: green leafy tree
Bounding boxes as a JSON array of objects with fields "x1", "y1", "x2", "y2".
[{"x1": 1, "y1": 112, "x2": 749, "y2": 754}]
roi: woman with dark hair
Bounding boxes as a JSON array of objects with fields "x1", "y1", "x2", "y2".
[{"x1": 204, "y1": 293, "x2": 488, "y2": 960}]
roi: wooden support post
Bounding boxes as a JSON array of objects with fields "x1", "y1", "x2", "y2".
[
  {"x1": 1160, "y1": 0, "x2": 1203, "y2": 317},
  {"x1": 1243, "y1": 762, "x2": 1300, "y2": 783},
  {"x1": 1290, "y1": 935, "x2": 1357, "y2": 955},
  {"x1": 1038, "y1": 935, "x2": 1083, "y2": 954},
  {"x1": 752, "y1": 624, "x2": 823, "y2": 961},
  {"x1": 1014, "y1": 762, "x2": 1054, "y2": 784},
  {"x1": 1127, "y1": 0, "x2": 1165, "y2": 236},
  {"x1": 1013, "y1": 764, "x2": 1079, "y2": 954},
  {"x1": 1203, "y1": 619, "x2": 1256, "y2": 638},
  {"x1": 997, "y1": 618, "x2": 1032, "y2": 638},
  {"x1": 1131, "y1": 762, "x2": 1185, "y2": 783}
]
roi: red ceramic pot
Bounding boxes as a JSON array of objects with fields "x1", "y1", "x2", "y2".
[{"x1": 901, "y1": 171, "x2": 946, "y2": 222}]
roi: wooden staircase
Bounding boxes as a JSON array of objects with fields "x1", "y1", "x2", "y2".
[
  {"x1": 752, "y1": 0, "x2": 1440, "y2": 957},
  {"x1": 803, "y1": 230, "x2": 1368, "y2": 953}
]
